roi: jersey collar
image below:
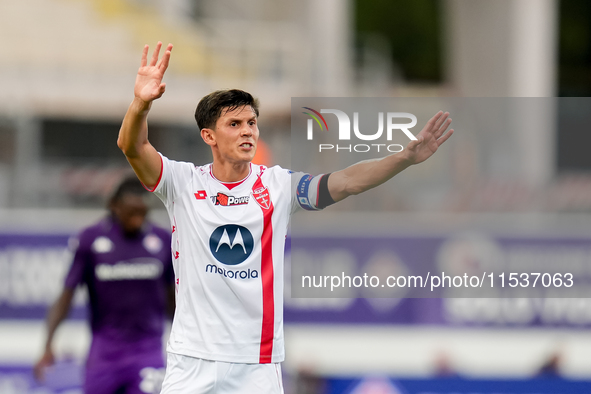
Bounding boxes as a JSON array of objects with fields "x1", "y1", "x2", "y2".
[{"x1": 209, "y1": 163, "x2": 252, "y2": 191}]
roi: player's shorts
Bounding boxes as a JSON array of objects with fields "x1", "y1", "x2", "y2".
[
  {"x1": 160, "y1": 352, "x2": 284, "y2": 394},
  {"x1": 84, "y1": 337, "x2": 165, "y2": 394},
  {"x1": 84, "y1": 358, "x2": 165, "y2": 394}
]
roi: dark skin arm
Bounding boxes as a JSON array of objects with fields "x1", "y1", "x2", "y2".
[
  {"x1": 33, "y1": 288, "x2": 75, "y2": 381},
  {"x1": 165, "y1": 284, "x2": 176, "y2": 319}
]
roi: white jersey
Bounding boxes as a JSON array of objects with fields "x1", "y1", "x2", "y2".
[{"x1": 152, "y1": 154, "x2": 324, "y2": 364}]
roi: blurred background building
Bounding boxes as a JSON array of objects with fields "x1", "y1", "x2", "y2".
[{"x1": 2, "y1": 0, "x2": 591, "y2": 393}]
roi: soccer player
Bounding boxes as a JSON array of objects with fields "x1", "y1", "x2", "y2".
[
  {"x1": 34, "y1": 177, "x2": 175, "y2": 394},
  {"x1": 117, "y1": 42, "x2": 453, "y2": 393}
]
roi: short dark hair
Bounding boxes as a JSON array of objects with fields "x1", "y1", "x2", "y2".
[
  {"x1": 109, "y1": 176, "x2": 147, "y2": 206},
  {"x1": 195, "y1": 89, "x2": 259, "y2": 130}
]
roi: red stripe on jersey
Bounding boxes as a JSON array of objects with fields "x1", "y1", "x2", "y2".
[
  {"x1": 142, "y1": 154, "x2": 164, "y2": 192},
  {"x1": 253, "y1": 175, "x2": 275, "y2": 363}
]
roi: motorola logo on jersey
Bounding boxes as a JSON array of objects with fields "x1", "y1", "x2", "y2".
[{"x1": 209, "y1": 225, "x2": 254, "y2": 265}]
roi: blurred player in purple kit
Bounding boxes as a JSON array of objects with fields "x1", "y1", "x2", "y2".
[{"x1": 34, "y1": 177, "x2": 175, "y2": 394}]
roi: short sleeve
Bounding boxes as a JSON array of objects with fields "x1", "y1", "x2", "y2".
[
  {"x1": 64, "y1": 234, "x2": 90, "y2": 289},
  {"x1": 152, "y1": 153, "x2": 196, "y2": 205},
  {"x1": 290, "y1": 172, "x2": 329, "y2": 214}
]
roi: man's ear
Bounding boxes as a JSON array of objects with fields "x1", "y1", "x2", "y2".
[{"x1": 201, "y1": 128, "x2": 216, "y2": 147}]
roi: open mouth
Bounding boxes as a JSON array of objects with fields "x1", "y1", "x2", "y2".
[{"x1": 240, "y1": 143, "x2": 253, "y2": 148}]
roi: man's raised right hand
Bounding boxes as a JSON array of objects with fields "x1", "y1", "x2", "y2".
[{"x1": 134, "y1": 42, "x2": 173, "y2": 103}]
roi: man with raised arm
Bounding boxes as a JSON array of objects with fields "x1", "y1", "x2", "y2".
[{"x1": 118, "y1": 42, "x2": 454, "y2": 394}]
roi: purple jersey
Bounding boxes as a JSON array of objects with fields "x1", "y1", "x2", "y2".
[{"x1": 65, "y1": 215, "x2": 173, "y2": 387}]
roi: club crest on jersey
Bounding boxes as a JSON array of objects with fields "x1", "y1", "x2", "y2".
[
  {"x1": 252, "y1": 186, "x2": 271, "y2": 210},
  {"x1": 212, "y1": 192, "x2": 250, "y2": 207},
  {"x1": 209, "y1": 225, "x2": 254, "y2": 265}
]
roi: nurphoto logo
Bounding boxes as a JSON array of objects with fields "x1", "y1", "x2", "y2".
[{"x1": 302, "y1": 107, "x2": 418, "y2": 153}]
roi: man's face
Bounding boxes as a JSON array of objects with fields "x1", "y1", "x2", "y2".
[
  {"x1": 112, "y1": 194, "x2": 148, "y2": 234},
  {"x1": 208, "y1": 105, "x2": 259, "y2": 164}
]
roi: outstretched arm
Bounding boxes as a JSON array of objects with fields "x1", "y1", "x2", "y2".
[
  {"x1": 327, "y1": 111, "x2": 454, "y2": 202},
  {"x1": 118, "y1": 42, "x2": 173, "y2": 189},
  {"x1": 33, "y1": 288, "x2": 75, "y2": 382}
]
